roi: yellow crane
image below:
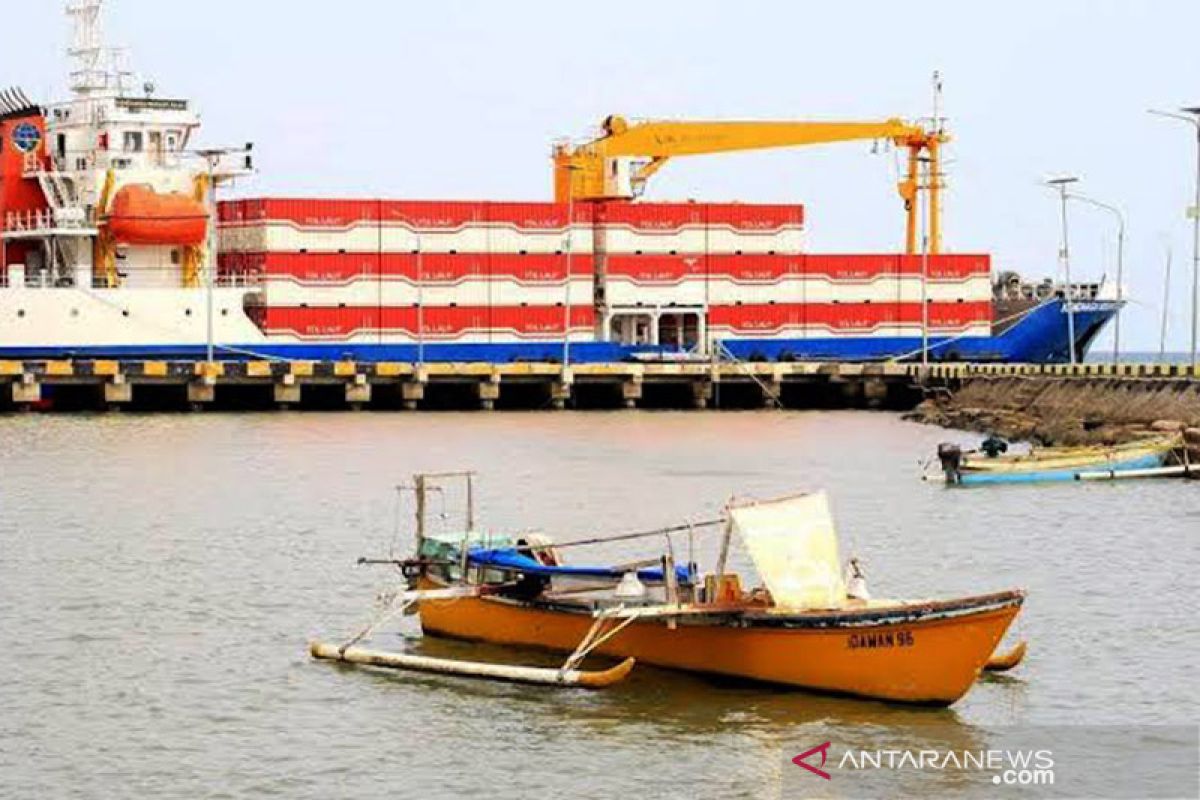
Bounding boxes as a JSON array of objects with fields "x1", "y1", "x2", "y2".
[{"x1": 552, "y1": 115, "x2": 947, "y2": 254}]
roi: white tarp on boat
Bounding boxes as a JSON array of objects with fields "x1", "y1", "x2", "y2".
[{"x1": 729, "y1": 491, "x2": 846, "y2": 610}]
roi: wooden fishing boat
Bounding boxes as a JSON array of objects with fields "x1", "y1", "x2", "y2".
[
  {"x1": 930, "y1": 436, "x2": 1179, "y2": 486},
  {"x1": 416, "y1": 582, "x2": 1023, "y2": 705},
  {"x1": 323, "y1": 473, "x2": 1026, "y2": 706}
]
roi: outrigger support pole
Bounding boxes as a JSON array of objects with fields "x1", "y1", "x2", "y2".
[
  {"x1": 715, "y1": 515, "x2": 734, "y2": 578},
  {"x1": 414, "y1": 475, "x2": 428, "y2": 555}
]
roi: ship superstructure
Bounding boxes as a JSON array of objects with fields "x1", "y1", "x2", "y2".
[{"x1": 0, "y1": 1, "x2": 1120, "y2": 364}]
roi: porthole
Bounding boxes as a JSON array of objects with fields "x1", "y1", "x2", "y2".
[
  {"x1": 185, "y1": 309, "x2": 193, "y2": 316},
  {"x1": 221, "y1": 309, "x2": 229, "y2": 316},
  {"x1": 17, "y1": 309, "x2": 25, "y2": 318},
  {"x1": 71, "y1": 309, "x2": 80, "y2": 317},
  {"x1": 122, "y1": 310, "x2": 130, "y2": 317}
]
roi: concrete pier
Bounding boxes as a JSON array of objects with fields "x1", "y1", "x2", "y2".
[{"x1": 0, "y1": 358, "x2": 1196, "y2": 415}]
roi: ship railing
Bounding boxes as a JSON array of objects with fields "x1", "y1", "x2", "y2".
[
  {"x1": 21, "y1": 152, "x2": 45, "y2": 178},
  {"x1": 994, "y1": 279, "x2": 1103, "y2": 303},
  {"x1": 3, "y1": 208, "x2": 93, "y2": 234}
]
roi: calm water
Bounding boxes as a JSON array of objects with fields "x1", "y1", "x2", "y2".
[{"x1": 1, "y1": 411, "x2": 1197, "y2": 799}]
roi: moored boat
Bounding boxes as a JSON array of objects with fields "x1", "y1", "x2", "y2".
[
  {"x1": 316, "y1": 473, "x2": 1027, "y2": 705},
  {"x1": 931, "y1": 435, "x2": 1180, "y2": 486}
]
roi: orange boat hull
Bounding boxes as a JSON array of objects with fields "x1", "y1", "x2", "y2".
[{"x1": 418, "y1": 586, "x2": 1023, "y2": 705}]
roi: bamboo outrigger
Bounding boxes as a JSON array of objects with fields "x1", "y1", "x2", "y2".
[
  {"x1": 310, "y1": 641, "x2": 636, "y2": 688},
  {"x1": 311, "y1": 473, "x2": 1028, "y2": 705}
]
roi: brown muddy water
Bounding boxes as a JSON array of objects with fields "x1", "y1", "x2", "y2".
[{"x1": 1, "y1": 411, "x2": 1197, "y2": 799}]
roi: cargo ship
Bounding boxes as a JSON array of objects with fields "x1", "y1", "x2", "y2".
[{"x1": 0, "y1": 1, "x2": 1121, "y2": 364}]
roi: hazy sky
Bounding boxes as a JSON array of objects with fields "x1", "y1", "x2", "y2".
[{"x1": 12, "y1": 1, "x2": 1200, "y2": 350}]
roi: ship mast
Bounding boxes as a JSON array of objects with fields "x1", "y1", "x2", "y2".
[{"x1": 67, "y1": 0, "x2": 130, "y2": 97}]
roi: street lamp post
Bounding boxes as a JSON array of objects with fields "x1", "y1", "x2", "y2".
[
  {"x1": 1149, "y1": 107, "x2": 1200, "y2": 371},
  {"x1": 920, "y1": 154, "x2": 931, "y2": 366},
  {"x1": 563, "y1": 187, "x2": 573, "y2": 369},
  {"x1": 1066, "y1": 193, "x2": 1125, "y2": 364},
  {"x1": 415, "y1": 234, "x2": 424, "y2": 367},
  {"x1": 196, "y1": 145, "x2": 253, "y2": 364},
  {"x1": 1046, "y1": 176, "x2": 1080, "y2": 364},
  {"x1": 195, "y1": 145, "x2": 253, "y2": 364},
  {"x1": 204, "y1": 154, "x2": 216, "y2": 365}
]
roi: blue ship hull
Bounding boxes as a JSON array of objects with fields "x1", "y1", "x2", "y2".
[{"x1": 1, "y1": 299, "x2": 1119, "y2": 364}]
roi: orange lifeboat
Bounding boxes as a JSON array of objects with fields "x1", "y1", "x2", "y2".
[{"x1": 106, "y1": 184, "x2": 208, "y2": 246}]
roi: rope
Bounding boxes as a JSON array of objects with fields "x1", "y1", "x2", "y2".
[
  {"x1": 715, "y1": 340, "x2": 783, "y2": 408},
  {"x1": 560, "y1": 611, "x2": 642, "y2": 673},
  {"x1": 550, "y1": 519, "x2": 723, "y2": 550},
  {"x1": 337, "y1": 591, "x2": 417, "y2": 655}
]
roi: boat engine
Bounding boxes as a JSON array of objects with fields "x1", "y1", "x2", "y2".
[{"x1": 937, "y1": 443, "x2": 964, "y2": 485}]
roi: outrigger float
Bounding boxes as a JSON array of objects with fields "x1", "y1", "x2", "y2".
[
  {"x1": 312, "y1": 472, "x2": 1027, "y2": 705},
  {"x1": 929, "y1": 435, "x2": 1185, "y2": 486}
]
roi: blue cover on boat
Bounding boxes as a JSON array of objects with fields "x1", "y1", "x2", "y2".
[{"x1": 468, "y1": 547, "x2": 694, "y2": 585}]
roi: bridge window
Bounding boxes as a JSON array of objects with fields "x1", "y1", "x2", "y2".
[{"x1": 123, "y1": 132, "x2": 144, "y2": 152}]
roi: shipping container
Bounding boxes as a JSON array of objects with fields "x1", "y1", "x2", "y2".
[{"x1": 258, "y1": 304, "x2": 595, "y2": 342}]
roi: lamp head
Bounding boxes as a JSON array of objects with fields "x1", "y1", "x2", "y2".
[{"x1": 1045, "y1": 175, "x2": 1080, "y2": 187}]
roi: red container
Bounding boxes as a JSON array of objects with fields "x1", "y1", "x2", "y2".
[
  {"x1": 706, "y1": 202, "x2": 804, "y2": 231},
  {"x1": 706, "y1": 254, "x2": 797, "y2": 282},
  {"x1": 607, "y1": 254, "x2": 706, "y2": 283},
  {"x1": 380, "y1": 200, "x2": 488, "y2": 231},
  {"x1": 805, "y1": 254, "x2": 903, "y2": 281},
  {"x1": 487, "y1": 202, "x2": 569, "y2": 231},
  {"x1": 927, "y1": 300, "x2": 993, "y2": 327},
  {"x1": 490, "y1": 253, "x2": 587, "y2": 283},
  {"x1": 708, "y1": 304, "x2": 797, "y2": 333},
  {"x1": 600, "y1": 201, "x2": 706, "y2": 231},
  {"x1": 910, "y1": 254, "x2": 991, "y2": 280},
  {"x1": 491, "y1": 304, "x2": 596, "y2": 334},
  {"x1": 241, "y1": 198, "x2": 381, "y2": 227}
]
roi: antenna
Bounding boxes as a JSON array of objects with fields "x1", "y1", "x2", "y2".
[
  {"x1": 1160, "y1": 244, "x2": 1173, "y2": 360},
  {"x1": 931, "y1": 70, "x2": 945, "y2": 135}
]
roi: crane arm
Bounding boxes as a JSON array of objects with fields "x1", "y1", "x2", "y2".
[
  {"x1": 590, "y1": 117, "x2": 927, "y2": 157},
  {"x1": 553, "y1": 115, "x2": 946, "y2": 254}
]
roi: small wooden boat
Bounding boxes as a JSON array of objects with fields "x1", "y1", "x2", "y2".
[
  {"x1": 929, "y1": 436, "x2": 1179, "y2": 486},
  {"x1": 325, "y1": 473, "x2": 1026, "y2": 706}
]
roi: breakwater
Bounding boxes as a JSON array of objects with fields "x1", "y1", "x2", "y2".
[{"x1": 908, "y1": 366, "x2": 1200, "y2": 456}]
